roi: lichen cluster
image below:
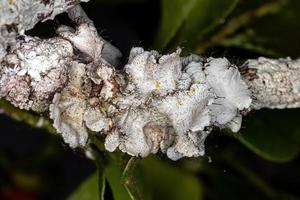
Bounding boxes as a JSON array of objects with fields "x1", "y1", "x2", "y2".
[
  {"x1": 4, "y1": 1, "x2": 300, "y2": 161},
  {"x1": 0, "y1": 36, "x2": 73, "y2": 112},
  {"x1": 0, "y1": 10, "x2": 253, "y2": 159},
  {"x1": 104, "y1": 48, "x2": 252, "y2": 160}
]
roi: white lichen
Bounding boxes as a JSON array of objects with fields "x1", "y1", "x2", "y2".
[
  {"x1": 101, "y1": 48, "x2": 252, "y2": 160},
  {"x1": 125, "y1": 48, "x2": 182, "y2": 95},
  {"x1": 58, "y1": 23, "x2": 104, "y2": 62},
  {"x1": 84, "y1": 107, "x2": 111, "y2": 132},
  {"x1": 245, "y1": 57, "x2": 300, "y2": 109},
  {"x1": 157, "y1": 84, "x2": 212, "y2": 159},
  {"x1": 0, "y1": 0, "x2": 88, "y2": 34},
  {"x1": 5, "y1": 2, "x2": 300, "y2": 161},
  {"x1": 204, "y1": 58, "x2": 251, "y2": 131},
  {"x1": 0, "y1": 35, "x2": 73, "y2": 111},
  {"x1": 49, "y1": 61, "x2": 89, "y2": 148}
]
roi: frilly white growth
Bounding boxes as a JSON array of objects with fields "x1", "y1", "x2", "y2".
[
  {"x1": 58, "y1": 23, "x2": 122, "y2": 66},
  {"x1": 0, "y1": 1, "x2": 254, "y2": 159},
  {"x1": 157, "y1": 84, "x2": 212, "y2": 159},
  {"x1": 47, "y1": 46, "x2": 251, "y2": 159},
  {"x1": 58, "y1": 23, "x2": 104, "y2": 62},
  {"x1": 0, "y1": 0, "x2": 88, "y2": 64},
  {"x1": 50, "y1": 62, "x2": 89, "y2": 148},
  {"x1": 49, "y1": 60, "x2": 114, "y2": 148},
  {"x1": 100, "y1": 48, "x2": 252, "y2": 160},
  {"x1": 0, "y1": 36, "x2": 73, "y2": 111},
  {"x1": 205, "y1": 58, "x2": 251, "y2": 131},
  {"x1": 125, "y1": 48, "x2": 182, "y2": 95}
]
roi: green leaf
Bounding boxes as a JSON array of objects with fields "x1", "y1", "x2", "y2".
[
  {"x1": 127, "y1": 156, "x2": 203, "y2": 200},
  {"x1": 193, "y1": 1, "x2": 283, "y2": 54},
  {"x1": 236, "y1": 109, "x2": 300, "y2": 162},
  {"x1": 104, "y1": 156, "x2": 133, "y2": 200},
  {"x1": 220, "y1": 0, "x2": 300, "y2": 57},
  {"x1": 68, "y1": 172, "x2": 105, "y2": 200},
  {"x1": 155, "y1": 0, "x2": 238, "y2": 50},
  {"x1": 122, "y1": 157, "x2": 141, "y2": 200}
]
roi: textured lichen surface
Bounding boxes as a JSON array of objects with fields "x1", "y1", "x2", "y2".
[
  {"x1": 0, "y1": 0, "x2": 88, "y2": 63},
  {"x1": 245, "y1": 57, "x2": 300, "y2": 109},
  {"x1": 0, "y1": 36, "x2": 73, "y2": 112},
  {"x1": 0, "y1": 0, "x2": 88, "y2": 33},
  {"x1": 44, "y1": 28, "x2": 252, "y2": 159},
  {"x1": 1, "y1": 1, "x2": 300, "y2": 160}
]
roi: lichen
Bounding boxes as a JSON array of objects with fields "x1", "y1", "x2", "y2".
[
  {"x1": 245, "y1": 57, "x2": 300, "y2": 109},
  {"x1": 49, "y1": 61, "x2": 89, "y2": 148},
  {"x1": 100, "y1": 48, "x2": 252, "y2": 160},
  {"x1": 0, "y1": 35, "x2": 73, "y2": 112},
  {"x1": 0, "y1": 3, "x2": 256, "y2": 160},
  {"x1": 0, "y1": 0, "x2": 88, "y2": 34}
]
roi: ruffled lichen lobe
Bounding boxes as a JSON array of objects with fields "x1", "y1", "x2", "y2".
[
  {"x1": 0, "y1": 3, "x2": 256, "y2": 160},
  {"x1": 99, "y1": 48, "x2": 252, "y2": 160},
  {"x1": 49, "y1": 61, "x2": 89, "y2": 148}
]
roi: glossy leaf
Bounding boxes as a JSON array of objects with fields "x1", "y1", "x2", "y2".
[
  {"x1": 220, "y1": 0, "x2": 300, "y2": 57},
  {"x1": 127, "y1": 156, "x2": 203, "y2": 200},
  {"x1": 104, "y1": 157, "x2": 133, "y2": 200},
  {"x1": 68, "y1": 172, "x2": 104, "y2": 200},
  {"x1": 236, "y1": 109, "x2": 300, "y2": 162},
  {"x1": 155, "y1": 0, "x2": 238, "y2": 50}
]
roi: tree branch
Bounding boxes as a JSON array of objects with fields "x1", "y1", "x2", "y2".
[{"x1": 1, "y1": 2, "x2": 299, "y2": 160}]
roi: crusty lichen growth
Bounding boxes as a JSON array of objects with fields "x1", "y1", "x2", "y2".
[
  {"x1": 0, "y1": 0, "x2": 89, "y2": 64},
  {"x1": 1, "y1": 2, "x2": 300, "y2": 160},
  {"x1": 43, "y1": 24, "x2": 252, "y2": 159},
  {"x1": 0, "y1": 36, "x2": 73, "y2": 112},
  {"x1": 244, "y1": 57, "x2": 300, "y2": 109},
  {"x1": 102, "y1": 48, "x2": 251, "y2": 160},
  {"x1": 0, "y1": 0, "x2": 88, "y2": 34}
]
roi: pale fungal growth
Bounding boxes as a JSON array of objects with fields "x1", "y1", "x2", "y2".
[
  {"x1": 50, "y1": 61, "x2": 89, "y2": 148},
  {"x1": 92, "y1": 63, "x2": 120, "y2": 99},
  {"x1": 101, "y1": 48, "x2": 252, "y2": 160},
  {"x1": 49, "y1": 21, "x2": 120, "y2": 147},
  {"x1": 84, "y1": 107, "x2": 111, "y2": 132},
  {"x1": 57, "y1": 20, "x2": 121, "y2": 99},
  {"x1": 204, "y1": 58, "x2": 252, "y2": 131},
  {"x1": 58, "y1": 23, "x2": 104, "y2": 62},
  {"x1": 125, "y1": 48, "x2": 182, "y2": 95},
  {"x1": 1, "y1": 2, "x2": 300, "y2": 160},
  {"x1": 157, "y1": 84, "x2": 212, "y2": 159}
]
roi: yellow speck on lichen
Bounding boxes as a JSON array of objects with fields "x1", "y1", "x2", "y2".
[
  {"x1": 155, "y1": 81, "x2": 161, "y2": 89},
  {"x1": 9, "y1": 0, "x2": 16, "y2": 5},
  {"x1": 191, "y1": 86, "x2": 197, "y2": 93}
]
